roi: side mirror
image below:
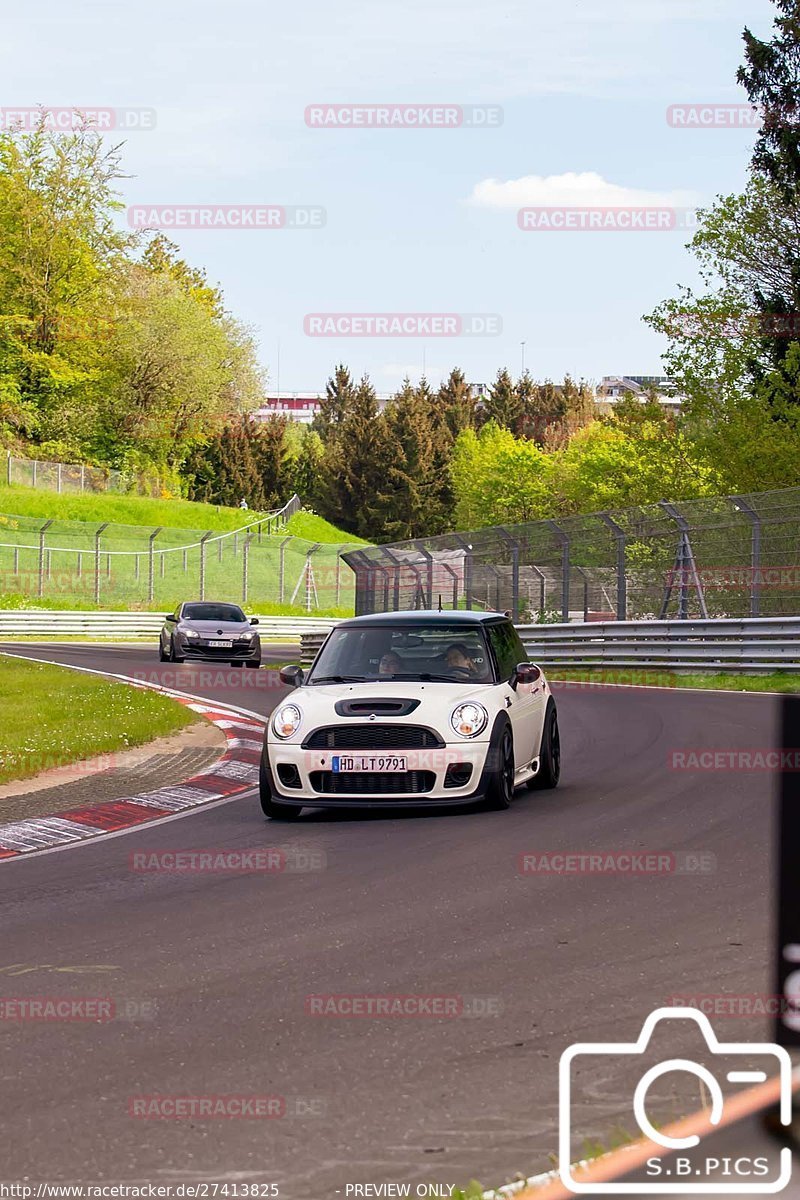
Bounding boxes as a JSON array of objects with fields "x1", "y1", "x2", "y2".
[
  {"x1": 249, "y1": 618, "x2": 259, "y2": 626},
  {"x1": 512, "y1": 662, "x2": 541, "y2": 688},
  {"x1": 279, "y1": 665, "x2": 304, "y2": 688},
  {"x1": 164, "y1": 614, "x2": 174, "y2": 621}
]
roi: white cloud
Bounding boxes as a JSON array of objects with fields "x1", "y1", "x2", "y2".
[{"x1": 467, "y1": 171, "x2": 698, "y2": 210}]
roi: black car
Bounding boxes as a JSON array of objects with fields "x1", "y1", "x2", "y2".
[{"x1": 160, "y1": 601, "x2": 261, "y2": 667}]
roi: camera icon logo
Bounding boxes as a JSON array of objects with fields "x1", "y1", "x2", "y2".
[{"x1": 559, "y1": 1007, "x2": 793, "y2": 1194}]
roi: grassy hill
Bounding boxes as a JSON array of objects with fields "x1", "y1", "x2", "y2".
[{"x1": 0, "y1": 488, "x2": 368, "y2": 615}]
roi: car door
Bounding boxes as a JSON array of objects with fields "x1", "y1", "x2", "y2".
[{"x1": 486, "y1": 620, "x2": 545, "y2": 769}]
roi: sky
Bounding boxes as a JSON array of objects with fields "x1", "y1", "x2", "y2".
[{"x1": 1, "y1": 0, "x2": 778, "y2": 393}]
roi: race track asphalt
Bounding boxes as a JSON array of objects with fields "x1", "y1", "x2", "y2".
[{"x1": 0, "y1": 644, "x2": 786, "y2": 1198}]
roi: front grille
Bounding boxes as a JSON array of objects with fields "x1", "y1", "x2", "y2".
[
  {"x1": 304, "y1": 724, "x2": 443, "y2": 750},
  {"x1": 309, "y1": 771, "x2": 435, "y2": 795}
]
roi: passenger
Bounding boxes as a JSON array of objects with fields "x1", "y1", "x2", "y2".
[
  {"x1": 444, "y1": 643, "x2": 477, "y2": 676},
  {"x1": 378, "y1": 651, "x2": 402, "y2": 676}
]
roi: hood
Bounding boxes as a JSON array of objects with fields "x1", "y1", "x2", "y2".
[
  {"x1": 279, "y1": 680, "x2": 494, "y2": 739},
  {"x1": 180, "y1": 619, "x2": 250, "y2": 633}
]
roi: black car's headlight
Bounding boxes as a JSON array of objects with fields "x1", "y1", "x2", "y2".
[
  {"x1": 450, "y1": 702, "x2": 488, "y2": 738},
  {"x1": 272, "y1": 703, "x2": 303, "y2": 739}
]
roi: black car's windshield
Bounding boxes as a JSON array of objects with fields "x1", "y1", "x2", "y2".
[
  {"x1": 182, "y1": 603, "x2": 246, "y2": 622},
  {"x1": 308, "y1": 624, "x2": 493, "y2": 684}
]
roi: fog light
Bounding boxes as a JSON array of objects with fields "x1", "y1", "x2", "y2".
[
  {"x1": 444, "y1": 763, "x2": 473, "y2": 789},
  {"x1": 277, "y1": 763, "x2": 302, "y2": 789}
]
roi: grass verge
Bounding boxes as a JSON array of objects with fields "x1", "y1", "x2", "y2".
[
  {"x1": 0, "y1": 654, "x2": 198, "y2": 786},
  {"x1": 551, "y1": 668, "x2": 800, "y2": 693}
]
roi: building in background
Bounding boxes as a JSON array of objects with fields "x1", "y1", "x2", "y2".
[
  {"x1": 253, "y1": 392, "x2": 396, "y2": 424},
  {"x1": 596, "y1": 375, "x2": 684, "y2": 415}
]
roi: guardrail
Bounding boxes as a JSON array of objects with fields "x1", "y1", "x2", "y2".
[
  {"x1": 0, "y1": 611, "x2": 339, "y2": 642},
  {"x1": 518, "y1": 616, "x2": 800, "y2": 672},
  {"x1": 300, "y1": 616, "x2": 800, "y2": 673}
]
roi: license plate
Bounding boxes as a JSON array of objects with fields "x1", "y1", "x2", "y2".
[
  {"x1": 208, "y1": 640, "x2": 232, "y2": 648},
  {"x1": 332, "y1": 755, "x2": 408, "y2": 773}
]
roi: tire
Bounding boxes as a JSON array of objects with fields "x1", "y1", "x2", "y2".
[
  {"x1": 259, "y1": 752, "x2": 304, "y2": 821},
  {"x1": 158, "y1": 639, "x2": 169, "y2": 662},
  {"x1": 527, "y1": 700, "x2": 560, "y2": 790},
  {"x1": 246, "y1": 659, "x2": 261, "y2": 670},
  {"x1": 484, "y1": 722, "x2": 515, "y2": 811},
  {"x1": 169, "y1": 637, "x2": 184, "y2": 665}
]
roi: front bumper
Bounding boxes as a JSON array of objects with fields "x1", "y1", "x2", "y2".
[
  {"x1": 180, "y1": 639, "x2": 260, "y2": 661},
  {"x1": 264, "y1": 739, "x2": 495, "y2": 808}
]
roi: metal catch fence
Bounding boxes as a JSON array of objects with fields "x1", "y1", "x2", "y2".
[{"x1": 343, "y1": 488, "x2": 800, "y2": 622}]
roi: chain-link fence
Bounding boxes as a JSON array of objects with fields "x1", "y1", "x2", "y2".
[
  {"x1": 5, "y1": 452, "x2": 156, "y2": 496},
  {"x1": 343, "y1": 488, "x2": 800, "y2": 621},
  {"x1": 0, "y1": 505, "x2": 358, "y2": 613}
]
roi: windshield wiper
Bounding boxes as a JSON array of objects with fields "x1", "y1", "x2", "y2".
[{"x1": 310, "y1": 674, "x2": 368, "y2": 684}]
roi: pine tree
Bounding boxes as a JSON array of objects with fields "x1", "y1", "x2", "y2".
[
  {"x1": 313, "y1": 364, "x2": 355, "y2": 442},
  {"x1": 480, "y1": 367, "x2": 524, "y2": 433},
  {"x1": 437, "y1": 367, "x2": 476, "y2": 437}
]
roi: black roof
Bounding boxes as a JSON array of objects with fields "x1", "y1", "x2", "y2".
[{"x1": 336, "y1": 609, "x2": 509, "y2": 628}]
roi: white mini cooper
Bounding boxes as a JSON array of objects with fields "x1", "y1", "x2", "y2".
[{"x1": 259, "y1": 611, "x2": 560, "y2": 819}]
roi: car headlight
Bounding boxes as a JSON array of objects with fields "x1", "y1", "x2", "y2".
[
  {"x1": 450, "y1": 702, "x2": 488, "y2": 739},
  {"x1": 182, "y1": 628, "x2": 200, "y2": 639},
  {"x1": 272, "y1": 703, "x2": 303, "y2": 739},
  {"x1": 243, "y1": 630, "x2": 257, "y2": 640}
]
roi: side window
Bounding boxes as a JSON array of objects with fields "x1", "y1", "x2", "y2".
[{"x1": 487, "y1": 622, "x2": 519, "y2": 681}]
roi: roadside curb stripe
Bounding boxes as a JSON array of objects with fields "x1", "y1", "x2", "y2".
[{"x1": 0, "y1": 687, "x2": 267, "y2": 861}]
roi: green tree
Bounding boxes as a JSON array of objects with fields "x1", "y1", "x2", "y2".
[
  {"x1": 314, "y1": 374, "x2": 392, "y2": 539},
  {"x1": 437, "y1": 367, "x2": 476, "y2": 437},
  {"x1": 738, "y1": 0, "x2": 800, "y2": 205},
  {"x1": 479, "y1": 367, "x2": 524, "y2": 433}
]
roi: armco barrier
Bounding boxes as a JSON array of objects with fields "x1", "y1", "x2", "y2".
[
  {"x1": 518, "y1": 615, "x2": 800, "y2": 673},
  {"x1": 0, "y1": 611, "x2": 339, "y2": 642},
  {"x1": 301, "y1": 616, "x2": 800, "y2": 673}
]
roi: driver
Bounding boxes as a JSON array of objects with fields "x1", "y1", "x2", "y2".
[{"x1": 444, "y1": 643, "x2": 477, "y2": 676}]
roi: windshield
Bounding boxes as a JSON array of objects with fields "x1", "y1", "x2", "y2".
[
  {"x1": 308, "y1": 623, "x2": 494, "y2": 684},
  {"x1": 182, "y1": 603, "x2": 246, "y2": 622}
]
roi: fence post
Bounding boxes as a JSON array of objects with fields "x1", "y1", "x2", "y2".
[
  {"x1": 32, "y1": 459, "x2": 38, "y2": 488},
  {"x1": 37, "y1": 519, "x2": 53, "y2": 599},
  {"x1": 199, "y1": 532, "x2": 213, "y2": 601},
  {"x1": 94, "y1": 523, "x2": 109, "y2": 605},
  {"x1": 148, "y1": 527, "x2": 163, "y2": 603},
  {"x1": 278, "y1": 536, "x2": 292, "y2": 604},
  {"x1": 599, "y1": 512, "x2": 627, "y2": 620},
  {"x1": 242, "y1": 533, "x2": 254, "y2": 604},
  {"x1": 732, "y1": 495, "x2": 762, "y2": 618},
  {"x1": 452, "y1": 536, "x2": 474, "y2": 609},
  {"x1": 497, "y1": 527, "x2": 521, "y2": 621},
  {"x1": 379, "y1": 547, "x2": 405, "y2": 611},
  {"x1": 57, "y1": 463, "x2": 62, "y2": 494},
  {"x1": 6, "y1": 452, "x2": 11, "y2": 486},
  {"x1": 658, "y1": 501, "x2": 709, "y2": 620},
  {"x1": 546, "y1": 520, "x2": 570, "y2": 622}
]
